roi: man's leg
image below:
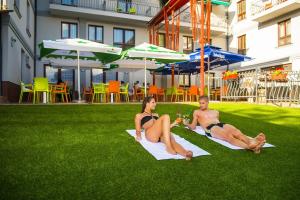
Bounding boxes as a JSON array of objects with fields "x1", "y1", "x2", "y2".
[
  {"x1": 223, "y1": 124, "x2": 263, "y2": 149},
  {"x1": 223, "y1": 124, "x2": 253, "y2": 144},
  {"x1": 211, "y1": 126, "x2": 250, "y2": 149}
]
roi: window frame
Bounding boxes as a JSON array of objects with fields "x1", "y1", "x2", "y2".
[
  {"x1": 237, "y1": 0, "x2": 246, "y2": 21},
  {"x1": 88, "y1": 25, "x2": 104, "y2": 43},
  {"x1": 158, "y1": 33, "x2": 166, "y2": 47},
  {"x1": 113, "y1": 27, "x2": 135, "y2": 50},
  {"x1": 278, "y1": 19, "x2": 291, "y2": 47},
  {"x1": 183, "y1": 35, "x2": 194, "y2": 54},
  {"x1": 238, "y1": 34, "x2": 246, "y2": 55},
  {"x1": 14, "y1": 0, "x2": 22, "y2": 18},
  {"x1": 26, "y1": 0, "x2": 31, "y2": 37},
  {"x1": 61, "y1": 22, "x2": 78, "y2": 39}
]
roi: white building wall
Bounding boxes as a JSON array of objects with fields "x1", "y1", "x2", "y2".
[
  {"x1": 2, "y1": 0, "x2": 35, "y2": 85},
  {"x1": 229, "y1": 0, "x2": 300, "y2": 71}
]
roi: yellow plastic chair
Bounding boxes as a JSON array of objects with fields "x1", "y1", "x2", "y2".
[
  {"x1": 92, "y1": 83, "x2": 106, "y2": 103},
  {"x1": 172, "y1": 87, "x2": 185, "y2": 102},
  {"x1": 129, "y1": 7, "x2": 136, "y2": 14},
  {"x1": 33, "y1": 77, "x2": 50, "y2": 104},
  {"x1": 19, "y1": 82, "x2": 33, "y2": 103},
  {"x1": 120, "y1": 83, "x2": 129, "y2": 102}
]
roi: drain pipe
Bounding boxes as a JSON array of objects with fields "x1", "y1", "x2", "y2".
[
  {"x1": 34, "y1": 0, "x2": 37, "y2": 77},
  {"x1": 226, "y1": 8, "x2": 229, "y2": 71},
  {"x1": 0, "y1": 13, "x2": 2, "y2": 95}
]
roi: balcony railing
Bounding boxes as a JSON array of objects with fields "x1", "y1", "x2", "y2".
[
  {"x1": 251, "y1": 0, "x2": 288, "y2": 16},
  {"x1": 50, "y1": 0, "x2": 161, "y2": 18},
  {"x1": 181, "y1": 11, "x2": 227, "y2": 29}
]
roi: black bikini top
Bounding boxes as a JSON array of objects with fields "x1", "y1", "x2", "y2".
[{"x1": 141, "y1": 115, "x2": 158, "y2": 127}]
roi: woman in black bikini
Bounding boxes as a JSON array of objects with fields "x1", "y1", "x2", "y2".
[{"x1": 135, "y1": 96, "x2": 193, "y2": 160}]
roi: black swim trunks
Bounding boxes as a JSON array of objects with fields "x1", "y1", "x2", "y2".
[{"x1": 204, "y1": 123, "x2": 226, "y2": 137}]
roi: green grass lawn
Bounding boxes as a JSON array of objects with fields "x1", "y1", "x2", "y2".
[{"x1": 0, "y1": 103, "x2": 299, "y2": 200}]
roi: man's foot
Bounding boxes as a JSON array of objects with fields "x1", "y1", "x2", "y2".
[
  {"x1": 256, "y1": 133, "x2": 266, "y2": 143},
  {"x1": 253, "y1": 133, "x2": 266, "y2": 154},
  {"x1": 185, "y1": 151, "x2": 193, "y2": 161},
  {"x1": 249, "y1": 138, "x2": 258, "y2": 149},
  {"x1": 166, "y1": 147, "x2": 177, "y2": 155}
]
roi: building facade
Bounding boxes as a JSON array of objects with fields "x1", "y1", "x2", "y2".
[
  {"x1": 228, "y1": 0, "x2": 300, "y2": 72},
  {"x1": 3, "y1": 0, "x2": 298, "y2": 102},
  {"x1": 0, "y1": 0, "x2": 35, "y2": 102}
]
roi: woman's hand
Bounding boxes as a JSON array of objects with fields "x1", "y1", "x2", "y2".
[{"x1": 170, "y1": 120, "x2": 179, "y2": 128}]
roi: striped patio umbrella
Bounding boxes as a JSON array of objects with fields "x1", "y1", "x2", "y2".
[
  {"x1": 121, "y1": 42, "x2": 189, "y2": 96},
  {"x1": 39, "y1": 38, "x2": 122, "y2": 101}
]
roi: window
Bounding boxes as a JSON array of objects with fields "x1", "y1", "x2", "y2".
[
  {"x1": 113, "y1": 28, "x2": 135, "y2": 50},
  {"x1": 183, "y1": 36, "x2": 193, "y2": 54},
  {"x1": 14, "y1": 0, "x2": 21, "y2": 18},
  {"x1": 179, "y1": 75, "x2": 190, "y2": 87},
  {"x1": 238, "y1": 34, "x2": 246, "y2": 55},
  {"x1": 92, "y1": 69, "x2": 104, "y2": 83},
  {"x1": 237, "y1": 0, "x2": 246, "y2": 21},
  {"x1": 26, "y1": 0, "x2": 31, "y2": 37},
  {"x1": 278, "y1": 19, "x2": 291, "y2": 46},
  {"x1": 88, "y1": 25, "x2": 103, "y2": 43},
  {"x1": 62, "y1": 0, "x2": 77, "y2": 6},
  {"x1": 45, "y1": 66, "x2": 58, "y2": 83},
  {"x1": 158, "y1": 33, "x2": 166, "y2": 47},
  {"x1": 61, "y1": 22, "x2": 78, "y2": 39}
]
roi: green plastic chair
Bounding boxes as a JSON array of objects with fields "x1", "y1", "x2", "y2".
[
  {"x1": 92, "y1": 83, "x2": 106, "y2": 103},
  {"x1": 165, "y1": 87, "x2": 175, "y2": 102},
  {"x1": 33, "y1": 77, "x2": 50, "y2": 104},
  {"x1": 120, "y1": 83, "x2": 129, "y2": 102},
  {"x1": 19, "y1": 82, "x2": 33, "y2": 103}
]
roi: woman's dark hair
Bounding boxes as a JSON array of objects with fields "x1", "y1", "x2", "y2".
[{"x1": 141, "y1": 96, "x2": 154, "y2": 113}]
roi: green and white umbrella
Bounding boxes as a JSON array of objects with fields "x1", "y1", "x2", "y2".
[
  {"x1": 121, "y1": 42, "x2": 189, "y2": 96},
  {"x1": 39, "y1": 38, "x2": 122, "y2": 101}
]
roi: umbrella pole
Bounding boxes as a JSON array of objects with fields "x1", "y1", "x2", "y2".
[
  {"x1": 144, "y1": 57, "x2": 147, "y2": 97},
  {"x1": 77, "y1": 50, "x2": 81, "y2": 101},
  {"x1": 208, "y1": 56, "x2": 210, "y2": 99}
]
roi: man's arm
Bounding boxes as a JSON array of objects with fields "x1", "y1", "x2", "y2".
[
  {"x1": 184, "y1": 110, "x2": 198, "y2": 130},
  {"x1": 135, "y1": 114, "x2": 142, "y2": 141}
]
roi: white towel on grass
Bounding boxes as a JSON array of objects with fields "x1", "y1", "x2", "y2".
[
  {"x1": 126, "y1": 130, "x2": 210, "y2": 160},
  {"x1": 187, "y1": 126, "x2": 275, "y2": 150}
]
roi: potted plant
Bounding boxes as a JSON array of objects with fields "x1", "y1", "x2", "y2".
[
  {"x1": 116, "y1": 7, "x2": 123, "y2": 12},
  {"x1": 271, "y1": 67, "x2": 287, "y2": 81},
  {"x1": 222, "y1": 70, "x2": 238, "y2": 80}
]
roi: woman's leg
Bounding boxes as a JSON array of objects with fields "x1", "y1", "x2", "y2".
[
  {"x1": 146, "y1": 114, "x2": 176, "y2": 154},
  {"x1": 169, "y1": 135, "x2": 192, "y2": 159}
]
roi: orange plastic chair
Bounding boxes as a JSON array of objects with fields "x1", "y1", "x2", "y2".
[
  {"x1": 51, "y1": 83, "x2": 68, "y2": 103},
  {"x1": 157, "y1": 88, "x2": 165, "y2": 102},
  {"x1": 148, "y1": 85, "x2": 158, "y2": 101},
  {"x1": 134, "y1": 85, "x2": 144, "y2": 101},
  {"x1": 107, "y1": 81, "x2": 120, "y2": 102},
  {"x1": 83, "y1": 87, "x2": 93, "y2": 102},
  {"x1": 187, "y1": 85, "x2": 199, "y2": 102}
]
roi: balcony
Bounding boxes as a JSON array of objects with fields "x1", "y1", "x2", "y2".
[
  {"x1": 251, "y1": 0, "x2": 300, "y2": 22},
  {"x1": 180, "y1": 11, "x2": 228, "y2": 34},
  {"x1": 49, "y1": 0, "x2": 160, "y2": 26}
]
